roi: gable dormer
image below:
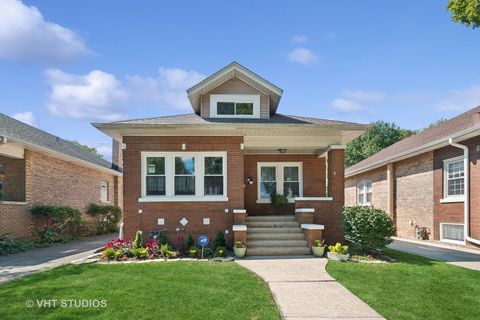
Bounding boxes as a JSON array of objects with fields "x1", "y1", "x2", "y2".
[{"x1": 186, "y1": 62, "x2": 283, "y2": 119}]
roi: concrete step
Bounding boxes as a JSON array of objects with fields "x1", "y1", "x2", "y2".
[
  {"x1": 247, "y1": 227, "x2": 302, "y2": 234},
  {"x1": 246, "y1": 215, "x2": 296, "y2": 222},
  {"x1": 246, "y1": 221, "x2": 299, "y2": 228},
  {"x1": 247, "y1": 233, "x2": 306, "y2": 240},
  {"x1": 246, "y1": 246, "x2": 311, "y2": 256},
  {"x1": 247, "y1": 239, "x2": 308, "y2": 247}
]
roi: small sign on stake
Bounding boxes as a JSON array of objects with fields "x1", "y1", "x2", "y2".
[{"x1": 197, "y1": 235, "x2": 209, "y2": 259}]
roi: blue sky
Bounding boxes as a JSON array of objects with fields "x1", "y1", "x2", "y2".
[{"x1": 1, "y1": 0, "x2": 479, "y2": 160}]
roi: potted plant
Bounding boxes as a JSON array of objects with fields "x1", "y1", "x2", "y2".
[
  {"x1": 270, "y1": 193, "x2": 288, "y2": 207},
  {"x1": 327, "y1": 242, "x2": 349, "y2": 262},
  {"x1": 233, "y1": 241, "x2": 246, "y2": 257},
  {"x1": 311, "y1": 239, "x2": 326, "y2": 257}
]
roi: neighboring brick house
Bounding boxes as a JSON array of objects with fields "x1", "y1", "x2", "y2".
[
  {"x1": 345, "y1": 107, "x2": 480, "y2": 247},
  {"x1": 94, "y1": 62, "x2": 367, "y2": 255},
  {"x1": 0, "y1": 113, "x2": 122, "y2": 240}
]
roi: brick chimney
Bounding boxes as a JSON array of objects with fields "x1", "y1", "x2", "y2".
[{"x1": 112, "y1": 139, "x2": 123, "y2": 172}]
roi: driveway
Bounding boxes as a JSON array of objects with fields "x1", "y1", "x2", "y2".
[
  {"x1": 0, "y1": 233, "x2": 115, "y2": 284},
  {"x1": 388, "y1": 239, "x2": 480, "y2": 271},
  {"x1": 236, "y1": 256, "x2": 384, "y2": 319}
]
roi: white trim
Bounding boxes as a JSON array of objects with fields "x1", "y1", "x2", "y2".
[
  {"x1": 140, "y1": 151, "x2": 227, "y2": 201},
  {"x1": 440, "y1": 222, "x2": 466, "y2": 244},
  {"x1": 138, "y1": 196, "x2": 229, "y2": 202},
  {"x1": 294, "y1": 197, "x2": 333, "y2": 201},
  {"x1": 233, "y1": 209, "x2": 246, "y2": 214},
  {"x1": 295, "y1": 208, "x2": 315, "y2": 213},
  {"x1": 301, "y1": 224, "x2": 325, "y2": 230},
  {"x1": 0, "y1": 201, "x2": 27, "y2": 205},
  {"x1": 257, "y1": 162, "x2": 303, "y2": 201},
  {"x1": 357, "y1": 179, "x2": 372, "y2": 206},
  {"x1": 232, "y1": 225, "x2": 247, "y2": 231},
  {"x1": 209, "y1": 94, "x2": 260, "y2": 118},
  {"x1": 443, "y1": 155, "x2": 465, "y2": 200},
  {"x1": 439, "y1": 197, "x2": 464, "y2": 204}
]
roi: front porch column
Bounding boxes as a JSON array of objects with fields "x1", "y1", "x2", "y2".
[
  {"x1": 232, "y1": 224, "x2": 247, "y2": 246},
  {"x1": 301, "y1": 224, "x2": 324, "y2": 248}
]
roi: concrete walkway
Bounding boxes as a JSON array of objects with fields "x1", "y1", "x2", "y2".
[
  {"x1": 236, "y1": 256, "x2": 384, "y2": 319},
  {"x1": 389, "y1": 239, "x2": 480, "y2": 271},
  {"x1": 0, "y1": 233, "x2": 115, "y2": 284}
]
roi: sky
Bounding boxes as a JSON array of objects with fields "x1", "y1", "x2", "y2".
[{"x1": 0, "y1": 0, "x2": 479, "y2": 160}]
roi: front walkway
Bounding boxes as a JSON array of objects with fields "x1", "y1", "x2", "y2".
[
  {"x1": 236, "y1": 256, "x2": 384, "y2": 319},
  {"x1": 388, "y1": 238, "x2": 480, "y2": 271},
  {"x1": 0, "y1": 233, "x2": 115, "y2": 284}
]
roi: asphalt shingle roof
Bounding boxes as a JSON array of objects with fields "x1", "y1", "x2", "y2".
[
  {"x1": 0, "y1": 112, "x2": 114, "y2": 170},
  {"x1": 346, "y1": 106, "x2": 480, "y2": 175}
]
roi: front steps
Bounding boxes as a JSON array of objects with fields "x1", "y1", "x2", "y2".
[{"x1": 246, "y1": 215, "x2": 310, "y2": 256}]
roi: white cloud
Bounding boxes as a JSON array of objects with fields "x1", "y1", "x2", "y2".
[
  {"x1": 45, "y1": 69, "x2": 128, "y2": 121},
  {"x1": 0, "y1": 0, "x2": 91, "y2": 62},
  {"x1": 126, "y1": 67, "x2": 205, "y2": 110},
  {"x1": 331, "y1": 90, "x2": 387, "y2": 114},
  {"x1": 291, "y1": 35, "x2": 308, "y2": 44},
  {"x1": 287, "y1": 48, "x2": 318, "y2": 65},
  {"x1": 436, "y1": 85, "x2": 480, "y2": 112},
  {"x1": 12, "y1": 111, "x2": 38, "y2": 127}
]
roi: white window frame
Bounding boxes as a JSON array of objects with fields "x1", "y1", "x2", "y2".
[
  {"x1": 140, "y1": 152, "x2": 228, "y2": 202},
  {"x1": 100, "y1": 181, "x2": 109, "y2": 203},
  {"x1": 440, "y1": 222, "x2": 465, "y2": 244},
  {"x1": 256, "y1": 162, "x2": 303, "y2": 203},
  {"x1": 441, "y1": 156, "x2": 465, "y2": 202},
  {"x1": 209, "y1": 94, "x2": 260, "y2": 118},
  {"x1": 357, "y1": 180, "x2": 372, "y2": 206}
]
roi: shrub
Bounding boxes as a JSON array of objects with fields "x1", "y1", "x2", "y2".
[
  {"x1": 133, "y1": 230, "x2": 143, "y2": 249},
  {"x1": 158, "y1": 234, "x2": 168, "y2": 245},
  {"x1": 103, "y1": 247, "x2": 116, "y2": 260},
  {"x1": 215, "y1": 246, "x2": 226, "y2": 257},
  {"x1": 328, "y1": 242, "x2": 349, "y2": 255},
  {"x1": 133, "y1": 248, "x2": 148, "y2": 259},
  {"x1": 342, "y1": 206, "x2": 395, "y2": 251},
  {"x1": 186, "y1": 234, "x2": 195, "y2": 249},
  {"x1": 188, "y1": 247, "x2": 198, "y2": 258},
  {"x1": 214, "y1": 231, "x2": 226, "y2": 249},
  {"x1": 86, "y1": 203, "x2": 121, "y2": 234},
  {"x1": 0, "y1": 233, "x2": 42, "y2": 255},
  {"x1": 270, "y1": 193, "x2": 288, "y2": 207},
  {"x1": 30, "y1": 205, "x2": 83, "y2": 242}
]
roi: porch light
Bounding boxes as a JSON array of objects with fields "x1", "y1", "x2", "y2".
[
  {"x1": 278, "y1": 149, "x2": 287, "y2": 153},
  {"x1": 181, "y1": 143, "x2": 186, "y2": 150}
]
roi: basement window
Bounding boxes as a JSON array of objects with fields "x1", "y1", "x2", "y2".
[{"x1": 440, "y1": 223, "x2": 464, "y2": 244}]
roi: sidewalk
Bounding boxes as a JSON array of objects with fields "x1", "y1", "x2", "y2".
[
  {"x1": 0, "y1": 233, "x2": 115, "y2": 284},
  {"x1": 236, "y1": 256, "x2": 384, "y2": 319},
  {"x1": 388, "y1": 238, "x2": 480, "y2": 271}
]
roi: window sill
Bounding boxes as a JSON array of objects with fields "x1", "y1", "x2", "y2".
[
  {"x1": 439, "y1": 197, "x2": 464, "y2": 204},
  {"x1": 256, "y1": 198, "x2": 295, "y2": 204},
  {"x1": 0, "y1": 201, "x2": 27, "y2": 205},
  {"x1": 295, "y1": 197, "x2": 333, "y2": 201},
  {"x1": 138, "y1": 196, "x2": 229, "y2": 203},
  {"x1": 440, "y1": 238, "x2": 466, "y2": 245}
]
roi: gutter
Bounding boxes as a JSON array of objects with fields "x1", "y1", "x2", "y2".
[{"x1": 448, "y1": 138, "x2": 480, "y2": 245}]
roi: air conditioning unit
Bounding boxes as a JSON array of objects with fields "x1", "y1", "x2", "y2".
[{"x1": 0, "y1": 136, "x2": 7, "y2": 144}]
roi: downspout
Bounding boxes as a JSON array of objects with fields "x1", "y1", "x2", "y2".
[{"x1": 448, "y1": 138, "x2": 480, "y2": 245}]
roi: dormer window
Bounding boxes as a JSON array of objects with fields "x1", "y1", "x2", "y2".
[{"x1": 210, "y1": 94, "x2": 260, "y2": 118}]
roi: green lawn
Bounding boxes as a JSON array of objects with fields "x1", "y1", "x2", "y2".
[
  {"x1": 327, "y1": 249, "x2": 480, "y2": 320},
  {"x1": 0, "y1": 262, "x2": 280, "y2": 320}
]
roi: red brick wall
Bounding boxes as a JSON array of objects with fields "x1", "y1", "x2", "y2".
[
  {"x1": 244, "y1": 154, "x2": 326, "y2": 215},
  {"x1": 433, "y1": 137, "x2": 480, "y2": 242},
  {"x1": 122, "y1": 136, "x2": 244, "y2": 247}
]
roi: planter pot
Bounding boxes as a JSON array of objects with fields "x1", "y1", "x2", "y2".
[
  {"x1": 234, "y1": 247, "x2": 247, "y2": 258},
  {"x1": 312, "y1": 246, "x2": 326, "y2": 257},
  {"x1": 327, "y1": 252, "x2": 350, "y2": 262}
]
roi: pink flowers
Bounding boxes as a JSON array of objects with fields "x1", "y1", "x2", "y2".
[{"x1": 103, "y1": 238, "x2": 133, "y2": 251}]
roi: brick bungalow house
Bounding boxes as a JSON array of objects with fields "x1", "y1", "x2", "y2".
[
  {"x1": 0, "y1": 113, "x2": 123, "y2": 240},
  {"x1": 345, "y1": 106, "x2": 480, "y2": 247},
  {"x1": 94, "y1": 62, "x2": 367, "y2": 255}
]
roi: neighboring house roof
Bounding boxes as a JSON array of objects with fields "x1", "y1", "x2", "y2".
[
  {"x1": 0, "y1": 112, "x2": 120, "y2": 174},
  {"x1": 106, "y1": 113, "x2": 363, "y2": 127},
  {"x1": 346, "y1": 106, "x2": 480, "y2": 177},
  {"x1": 186, "y1": 62, "x2": 284, "y2": 115}
]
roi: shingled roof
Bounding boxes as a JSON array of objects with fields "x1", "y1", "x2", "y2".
[
  {"x1": 346, "y1": 106, "x2": 480, "y2": 177},
  {"x1": 107, "y1": 113, "x2": 365, "y2": 127},
  {"x1": 0, "y1": 112, "x2": 116, "y2": 171}
]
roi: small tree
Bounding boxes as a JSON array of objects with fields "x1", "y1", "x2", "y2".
[
  {"x1": 214, "y1": 231, "x2": 226, "y2": 249},
  {"x1": 133, "y1": 230, "x2": 143, "y2": 249},
  {"x1": 342, "y1": 206, "x2": 395, "y2": 252},
  {"x1": 186, "y1": 234, "x2": 195, "y2": 249}
]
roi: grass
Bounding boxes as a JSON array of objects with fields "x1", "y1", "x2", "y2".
[
  {"x1": 327, "y1": 248, "x2": 480, "y2": 320},
  {"x1": 0, "y1": 262, "x2": 280, "y2": 320}
]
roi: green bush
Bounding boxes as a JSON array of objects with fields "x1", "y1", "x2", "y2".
[
  {"x1": 328, "y1": 242, "x2": 349, "y2": 254},
  {"x1": 215, "y1": 246, "x2": 226, "y2": 257},
  {"x1": 30, "y1": 205, "x2": 83, "y2": 242},
  {"x1": 342, "y1": 206, "x2": 395, "y2": 251},
  {"x1": 133, "y1": 248, "x2": 148, "y2": 259},
  {"x1": 103, "y1": 247, "x2": 116, "y2": 260},
  {"x1": 270, "y1": 193, "x2": 288, "y2": 206},
  {"x1": 133, "y1": 230, "x2": 143, "y2": 249},
  {"x1": 186, "y1": 234, "x2": 195, "y2": 249},
  {"x1": 214, "y1": 231, "x2": 226, "y2": 249},
  {"x1": 0, "y1": 233, "x2": 43, "y2": 255},
  {"x1": 86, "y1": 203, "x2": 121, "y2": 234}
]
